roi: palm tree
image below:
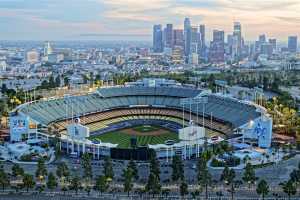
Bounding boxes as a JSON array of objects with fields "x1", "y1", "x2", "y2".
[
  {"x1": 0, "y1": 167, "x2": 9, "y2": 191},
  {"x1": 95, "y1": 175, "x2": 109, "y2": 195},
  {"x1": 180, "y1": 180, "x2": 189, "y2": 198},
  {"x1": 47, "y1": 172, "x2": 58, "y2": 191},
  {"x1": 242, "y1": 163, "x2": 257, "y2": 189},
  {"x1": 22, "y1": 174, "x2": 35, "y2": 192},
  {"x1": 281, "y1": 180, "x2": 297, "y2": 200},
  {"x1": 69, "y1": 176, "x2": 81, "y2": 195},
  {"x1": 256, "y1": 179, "x2": 269, "y2": 200}
]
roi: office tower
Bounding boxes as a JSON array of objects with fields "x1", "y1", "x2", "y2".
[
  {"x1": 44, "y1": 41, "x2": 53, "y2": 56},
  {"x1": 190, "y1": 26, "x2": 199, "y2": 54},
  {"x1": 209, "y1": 30, "x2": 225, "y2": 63},
  {"x1": 165, "y1": 24, "x2": 173, "y2": 48},
  {"x1": 199, "y1": 24, "x2": 206, "y2": 57},
  {"x1": 268, "y1": 38, "x2": 277, "y2": 52},
  {"x1": 184, "y1": 18, "x2": 191, "y2": 56},
  {"x1": 173, "y1": 29, "x2": 184, "y2": 47},
  {"x1": 26, "y1": 50, "x2": 40, "y2": 64},
  {"x1": 288, "y1": 36, "x2": 298, "y2": 53},
  {"x1": 172, "y1": 46, "x2": 184, "y2": 64},
  {"x1": 189, "y1": 53, "x2": 198, "y2": 65},
  {"x1": 232, "y1": 22, "x2": 242, "y2": 61},
  {"x1": 153, "y1": 24, "x2": 163, "y2": 53},
  {"x1": 260, "y1": 43, "x2": 273, "y2": 57},
  {"x1": 259, "y1": 34, "x2": 266, "y2": 43}
]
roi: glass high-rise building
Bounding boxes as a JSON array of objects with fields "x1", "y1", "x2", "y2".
[
  {"x1": 209, "y1": 30, "x2": 225, "y2": 63},
  {"x1": 153, "y1": 24, "x2": 163, "y2": 53},
  {"x1": 288, "y1": 36, "x2": 298, "y2": 53},
  {"x1": 199, "y1": 24, "x2": 206, "y2": 56},
  {"x1": 232, "y1": 22, "x2": 242, "y2": 61},
  {"x1": 173, "y1": 29, "x2": 184, "y2": 47},
  {"x1": 184, "y1": 18, "x2": 191, "y2": 57},
  {"x1": 165, "y1": 24, "x2": 173, "y2": 48}
]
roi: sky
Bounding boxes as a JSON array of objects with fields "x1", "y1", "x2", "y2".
[{"x1": 0, "y1": 0, "x2": 299, "y2": 42}]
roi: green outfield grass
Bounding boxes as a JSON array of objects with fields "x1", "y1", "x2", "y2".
[
  {"x1": 89, "y1": 125, "x2": 179, "y2": 148},
  {"x1": 132, "y1": 125, "x2": 160, "y2": 132}
]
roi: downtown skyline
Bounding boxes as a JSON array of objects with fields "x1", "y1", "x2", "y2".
[{"x1": 0, "y1": 0, "x2": 299, "y2": 41}]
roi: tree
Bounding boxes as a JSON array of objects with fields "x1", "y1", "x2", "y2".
[
  {"x1": 289, "y1": 169, "x2": 300, "y2": 185},
  {"x1": 49, "y1": 75, "x2": 55, "y2": 88},
  {"x1": 35, "y1": 158, "x2": 48, "y2": 181},
  {"x1": 103, "y1": 157, "x2": 114, "y2": 180},
  {"x1": 197, "y1": 156, "x2": 212, "y2": 200},
  {"x1": 128, "y1": 159, "x2": 139, "y2": 180},
  {"x1": 81, "y1": 153, "x2": 92, "y2": 179},
  {"x1": 281, "y1": 180, "x2": 297, "y2": 200},
  {"x1": 220, "y1": 166, "x2": 236, "y2": 200},
  {"x1": 56, "y1": 162, "x2": 70, "y2": 180},
  {"x1": 1, "y1": 83, "x2": 7, "y2": 94},
  {"x1": 12, "y1": 163, "x2": 24, "y2": 177},
  {"x1": 23, "y1": 174, "x2": 35, "y2": 192},
  {"x1": 149, "y1": 153, "x2": 160, "y2": 180},
  {"x1": 63, "y1": 76, "x2": 70, "y2": 87},
  {"x1": 55, "y1": 75, "x2": 61, "y2": 87},
  {"x1": 35, "y1": 185, "x2": 45, "y2": 194},
  {"x1": 69, "y1": 176, "x2": 81, "y2": 195},
  {"x1": 123, "y1": 166, "x2": 134, "y2": 196},
  {"x1": 256, "y1": 179, "x2": 269, "y2": 200},
  {"x1": 47, "y1": 172, "x2": 58, "y2": 190},
  {"x1": 95, "y1": 175, "x2": 109, "y2": 194},
  {"x1": 84, "y1": 185, "x2": 92, "y2": 196},
  {"x1": 180, "y1": 180, "x2": 189, "y2": 197},
  {"x1": 145, "y1": 172, "x2": 161, "y2": 197},
  {"x1": 171, "y1": 155, "x2": 184, "y2": 182},
  {"x1": 242, "y1": 163, "x2": 257, "y2": 189},
  {"x1": 0, "y1": 167, "x2": 9, "y2": 191}
]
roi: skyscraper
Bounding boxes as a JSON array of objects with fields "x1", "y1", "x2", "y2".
[
  {"x1": 199, "y1": 24, "x2": 206, "y2": 56},
  {"x1": 268, "y1": 38, "x2": 277, "y2": 53},
  {"x1": 209, "y1": 30, "x2": 225, "y2": 63},
  {"x1": 288, "y1": 36, "x2": 298, "y2": 53},
  {"x1": 232, "y1": 22, "x2": 242, "y2": 61},
  {"x1": 153, "y1": 24, "x2": 163, "y2": 53},
  {"x1": 184, "y1": 18, "x2": 191, "y2": 57},
  {"x1": 190, "y1": 26, "x2": 199, "y2": 54},
  {"x1": 165, "y1": 24, "x2": 173, "y2": 48},
  {"x1": 259, "y1": 34, "x2": 266, "y2": 43},
  {"x1": 44, "y1": 41, "x2": 53, "y2": 56},
  {"x1": 173, "y1": 29, "x2": 184, "y2": 47}
]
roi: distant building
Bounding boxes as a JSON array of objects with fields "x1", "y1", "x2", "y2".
[
  {"x1": 165, "y1": 24, "x2": 173, "y2": 48},
  {"x1": 172, "y1": 46, "x2": 184, "y2": 64},
  {"x1": 209, "y1": 30, "x2": 225, "y2": 63},
  {"x1": 173, "y1": 29, "x2": 184, "y2": 48},
  {"x1": 259, "y1": 34, "x2": 266, "y2": 43},
  {"x1": 153, "y1": 24, "x2": 163, "y2": 53},
  {"x1": 190, "y1": 26, "x2": 199, "y2": 54},
  {"x1": 288, "y1": 36, "x2": 298, "y2": 53},
  {"x1": 260, "y1": 43, "x2": 273, "y2": 57},
  {"x1": 48, "y1": 53, "x2": 64, "y2": 63},
  {"x1": 189, "y1": 53, "x2": 198, "y2": 65},
  {"x1": 268, "y1": 38, "x2": 277, "y2": 53},
  {"x1": 232, "y1": 22, "x2": 242, "y2": 62},
  {"x1": 26, "y1": 50, "x2": 40, "y2": 64},
  {"x1": 199, "y1": 24, "x2": 206, "y2": 56},
  {"x1": 44, "y1": 41, "x2": 53, "y2": 56},
  {"x1": 184, "y1": 18, "x2": 191, "y2": 57}
]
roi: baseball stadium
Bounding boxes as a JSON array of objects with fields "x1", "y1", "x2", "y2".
[{"x1": 9, "y1": 79, "x2": 273, "y2": 160}]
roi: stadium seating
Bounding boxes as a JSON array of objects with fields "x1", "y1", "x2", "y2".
[{"x1": 16, "y1": 86, "x2": 261, "y2": 135}]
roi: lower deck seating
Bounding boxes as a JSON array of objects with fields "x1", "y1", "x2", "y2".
[{"x1": 52, "y1": 107, "x2": 232, "y2": 135}]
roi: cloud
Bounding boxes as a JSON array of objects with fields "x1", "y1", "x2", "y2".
[{"x1": 0, "y1": 0, "x2": 299, "y2": 41}]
